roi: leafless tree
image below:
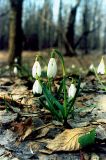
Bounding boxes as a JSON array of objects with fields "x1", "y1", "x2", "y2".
[
  {"x1": 65, "y1": 0, "x2": 81, "y2": 56},
  {"x1": 8, "y1": 0, "x2": 24, "y2": 66}
]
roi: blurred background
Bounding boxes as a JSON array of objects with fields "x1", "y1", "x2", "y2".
[{"x1": 0, "y1": 0, "x2": 105, "y2": 68}]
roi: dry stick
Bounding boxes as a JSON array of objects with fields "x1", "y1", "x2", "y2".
[{"x1": 33, "y1": 123, "x2": 53, "y2": 132}]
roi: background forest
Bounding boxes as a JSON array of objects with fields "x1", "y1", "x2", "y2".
[
  {"x1": 0, "y1": 1, "x2": 106, "y2": 159},
  {"x1": 0, "y1": 0, "x2": 106, "y2": 62}
]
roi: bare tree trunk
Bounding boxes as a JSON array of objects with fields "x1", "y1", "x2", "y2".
[
  {"x1": 65, "y1": 0, "x2": 81, "y2": 56},
  {"x1": 103, "y1": 24, "x2": 106, "y2": 54},
  {"x1": 58, "y1": 0, "x2": 63, "y2": 50},
  {"x1": 9, "y1": 0, "x2": 23, "y2": 66}
]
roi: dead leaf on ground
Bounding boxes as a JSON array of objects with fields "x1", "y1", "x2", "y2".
[
  {"x1": 96, "y1": 125, "x2": 106, "y2": 140},
  {"x1": 0, "y1": 77, "x2": 13, "y2": 86},
  {"x1": 0, "y1": 129, "x2": 17, "y2": 146},
  {"x1": 0, "y1": 110, "x2": 18, "y2": 124},
  {"x1": 12, "y1": 118, "x2": 32, "y2": 141},
  {"x1": 77, "y1": 95, "x2": 93, "y2": 102},
  {"x1": 36, "y1": 123, "x2": 56, "y2": 138},
  {"x1": 41, "y1": 126, "x2": 95, "y2": 153},
  {"x1": 0, "y1": 95, "x2": 23, "y2": 108},
  {"x1": 97, "y1": 95, "x2": 106, "y2": 112}
]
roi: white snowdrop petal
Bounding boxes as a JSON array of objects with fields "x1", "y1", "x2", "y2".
[
  {"x1": 33, "y1": 80, "x2": 42, "y2": 94},
  {"x1": 32, "y1": 61, "x2": 41, "y2": 78},
  {"x1": 47, "y1": 58, "x2": 57, "y2": 78},
  {"x1": 13, "y1": 67, "x2": 18, "y2": 75},
  {"x1": 14, "y1": 58, "x2": 18, "y2": 63},
  {"x1": 89, "y1": 64, "x2": 94, "y2": 71},
  {"x1": 97, "y1": 57, "x2": 105, "y2": 74},
  {"x1": 68, "y1": 84, "x2": 76, "y2": 98}
]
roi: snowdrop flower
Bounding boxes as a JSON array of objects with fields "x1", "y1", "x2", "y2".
[
  {"x1": 97, "y1": 57, "x2": 105, "y2": 74},
  {"x1": 89, "y1": 64, "x2": 94, "y2": 72},
  {"x1": 72, "y1": 64, "x2": 75, "y2": 69},
  {"x1": 13, "y1": 66, "x2": 18, "y2": 75},
  {"x1": 5, "y1": 65, "x2": 9, "y2": 69},
  {"x1": 33, "y1": 80, "x2": 42, "y2": 94},
  {"x1": 68, "y1": 84, "x2": 76, "y2": 99},
  {"x1": 47, "y1": 58, "x2": 57, "y2": 78},
  {"x1": 14, "y1": 58, "x2": 18, "y2": 63},
  {"x1": 32, "y1": 60, "x2": 41, "y2": 78}
]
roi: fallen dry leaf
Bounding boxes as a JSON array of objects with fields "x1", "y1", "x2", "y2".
[
  {"x1": 12, "y1": 118, "x2": 32, "y2": 141},
  {"x1": 97, "y1": 95, "x2": 106, "y2": 111},
  {"x1": 44, "y1": 126, "x2": 95, "y2": 152},
  {"x1": 0, "y1": 110, "x2": 18, "y2": 124}
]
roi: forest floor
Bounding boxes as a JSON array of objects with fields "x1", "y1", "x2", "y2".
[{"x1": 0, "y1": 51, "x2": 106, "y2": 160}]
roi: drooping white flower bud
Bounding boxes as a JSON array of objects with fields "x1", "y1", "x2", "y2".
[
  {"x1": 13, "y1": 66, "x2": 18, "y2": 75},
  {"x1": 32, "y1": 80, "x2": 42, "y2": 94},
  {"x1": 47, "y1": 58, "x2": 57, "y2": 78},
  {"x1": 32, "y1": 61, "x2": 41, "y2": 78},
  {"x1": 89, "y1": 64, "x2": 94, "y2": 72},
  {"x1": 97, "y1": 57, "x2": 105, "y2": 74},
  {"x1": 14, "y1": 58, "x2": 18, "y2": 63},
  {"x1": 72, "y1": 64, "x2": 75, "y2": 69},
  {"x1": 68, "y1": 84, "x2": 76, "y2": 99}
]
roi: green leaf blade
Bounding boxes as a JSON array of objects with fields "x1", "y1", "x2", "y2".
[
  {"x1": 42, "y1": 83, "x2": 63, "y2": 121},
  {"x1": 78, "y1": 129, "x2": 96, "y2": 148}
]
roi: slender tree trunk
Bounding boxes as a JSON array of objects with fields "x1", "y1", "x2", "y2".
[
  {"x1": 58, "y1": 0, "x2": 63, "y2": 50},
  {"x1": 82, "y1": 0, "x2": 90, "y2": 54},
  {"x1": 65, "y1": 0, "x2": 81, "y2": 56},
  {"x1": 103, "y1": 24, "x2": 106, "y2": 54},
  {"x1": 9, "y1": 0, "x2": 23, "y2": 66}
]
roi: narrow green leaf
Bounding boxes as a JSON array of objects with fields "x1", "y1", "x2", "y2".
[
  {"x1": 42, "y1": 83, "x2": 63, "y2": 121},
  {"x1": 42, "y1": 83, "x2": 64, "y2": 116},
  {"x1": 54, "y1": 49, "x2": 65, "y2": 66},
  {"x1": 78, "y1": 129, "x2": 96, "y2": 148},
  {"x1": 57, "y1": 80, "x2": 63, "y2": 95},
  {"x1": 39, "y1": 98, "x2": 49, "y2": 110},
  {"x1": 54, "y1": 49, "x2": 66, "y2": 75},
  {"x1": 43, "y1": 84, "x2": 64, "y2": 115}
]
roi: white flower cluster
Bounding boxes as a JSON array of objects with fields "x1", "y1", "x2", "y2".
[
  {"x1": 89, "y1": 57, "x2": 105, "y2": 75},
  {"x1": 32, "y1": 57, "x2": 57, "y2": 94},
  {"x1": 97, "y1": 57, "x2": 105, "y2": 74},
  {"x1": 32, "y1": 60, "x2": 42, "y2": 94},
  {"x1": 32, "y1": 57, "x2": 77, "y2": 98}
]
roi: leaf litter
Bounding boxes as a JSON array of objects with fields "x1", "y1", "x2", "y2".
[{"x1": 0, "y1": 71, "x2": 106, "y2": 159}]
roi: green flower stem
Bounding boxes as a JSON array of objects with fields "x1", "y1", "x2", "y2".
[
  {"x1": 54, "y1": 49, "x2": 67, "y2": 119},
  {"x1": 63, "y1": 76, "x2": 67, "y2": 119},
  {"x1": 48, "y1": 78, "x2": 52, "y2": 92},
  {"x1": 94, "y1": 67, "x2": 106, "y2": 91}
]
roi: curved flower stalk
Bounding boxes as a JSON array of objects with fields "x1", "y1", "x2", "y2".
[
  {"x1": 33, "y1": 80, "x2": 42, "y2": 94},
  {"x1": 32, "y1": 60, "x2": 41, "y2": 78},
  {"x1": 97, "y1": 57, "x2": 105, "y2": 74},
  {"x1": 47, "y1": 58, "x2": 57, "y2": 78},
  {"x1": 68, "y1": 83, "x2": 77, "y2": 99},
  {"x1": 53, "y1": 50, "x2": 67, "y2": 120}
]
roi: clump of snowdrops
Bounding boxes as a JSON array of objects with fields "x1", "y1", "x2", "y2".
[
  {"x1": 32, "y1": 50, "x2": 80, "y2": 127},
  {"x1": 89, "y1": 56, "x2": 106, "y2": 91}
]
